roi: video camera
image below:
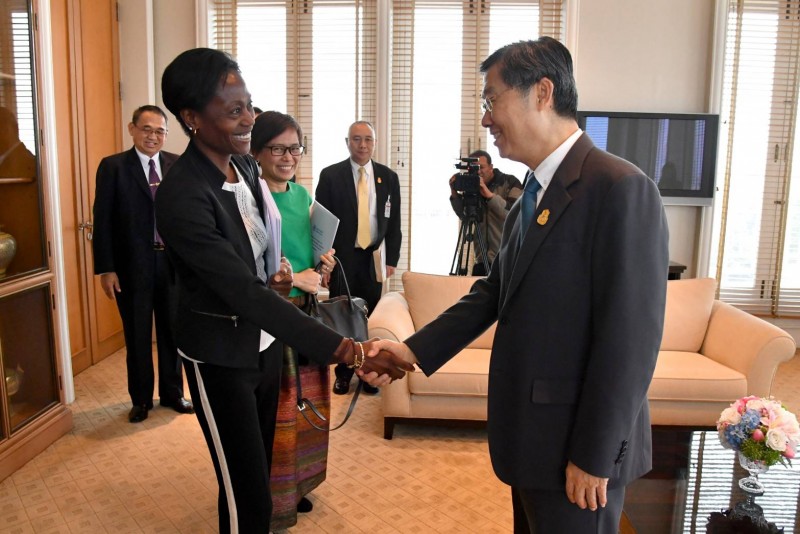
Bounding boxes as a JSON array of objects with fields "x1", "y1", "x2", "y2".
[{"x1": 453, "y1": 157, "x2": 481, "y2": 196}]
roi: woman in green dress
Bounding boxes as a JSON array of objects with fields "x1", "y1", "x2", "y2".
[{"x1": 251, "y1": 110, "x2": 336, "y2": 530}]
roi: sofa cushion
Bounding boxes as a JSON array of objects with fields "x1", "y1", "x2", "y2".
[
  {"x1": 660, "y1": 278, "x2": 716, "y2": 352},
  {"x1": 649, "y1": 351, "x2": 747, "y2": 402},
  {"x1": 402, "y1": 272, "x2": 497, "y2": 349},
  {"x1": 407, "y1": 348, "x2": 490, "y2": 397}
]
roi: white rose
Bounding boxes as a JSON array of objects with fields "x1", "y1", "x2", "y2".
[
  {"x1": 766, "y1": 428, "x2": 787, "y2": 451},
  {"x1": 718, "y1": 407, "x2": 741, "y2": 427}
]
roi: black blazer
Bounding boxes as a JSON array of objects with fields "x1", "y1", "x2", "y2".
[
  {"x1": 315, "y1": 158, "x2": 402, "y2": 269},
  {"x1": 407, "y1": 134, "x2": 669, "y2": 491},
  {"x1": 154, "y1": 141, "x2": 343, "y2": 369},
  {"x1": 92, "y1": 147, "x2": 178, "y2": 289}
]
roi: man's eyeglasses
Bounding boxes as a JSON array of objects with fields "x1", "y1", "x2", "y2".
[
  {"x1": 265, "y1": 145, "x2": 306, "y2": 156},
  {"x1": 481, "y1": 88, "x2": 512, "y2": 114},
  {"x1": 135, "y1": 125, "x2": 168, "y2": 138}
]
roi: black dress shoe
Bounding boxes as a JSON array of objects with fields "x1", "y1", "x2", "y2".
[
  {"x1": 361, "y1": 381, "x2": 379, "y2": 395},
  {"x1": 333, "y1": 377, "x2": 350, "y2": 395},
  {"x1": 129, "y1": 404, "x2": 149, "y2": 423},
  {"x1": 160, "y1": 397, "x2": 195, "y2": 414},
  {"x1": 297, "y1": 496, "x2": 313, "y2": 513}
]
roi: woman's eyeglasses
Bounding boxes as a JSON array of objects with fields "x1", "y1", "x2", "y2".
[{"x1": 265, "y1": 145, "x2": 306, "y2": 156}]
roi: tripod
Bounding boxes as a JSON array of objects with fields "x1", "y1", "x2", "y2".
[{"x1": 450, "y1": 196, "x2": 490, "y2": 276}]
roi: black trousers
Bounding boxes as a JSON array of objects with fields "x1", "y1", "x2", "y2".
[
  {"x1": 115, "y1": 249, "x2": 183, "y2": 406},
  {"x1": 512, "y1": 484, "x2": 625, "y2": 534},
  {"x1": 331, "y1": 247, "x2": 382, "y2": 384},
  {"x1": 183, "y1": 342, "x2": 283, "y2": 534}
]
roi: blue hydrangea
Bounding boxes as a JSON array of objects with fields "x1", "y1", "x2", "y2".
[
  {"x1": 741, "y1": 409, "x2": 761, "y2": 431},
  {"x1": 724, "y1": 424, "x2": 747, "y2": 448}
]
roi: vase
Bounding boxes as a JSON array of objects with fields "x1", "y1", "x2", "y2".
[
  {"x1": 731, "y1": 451, "x2": 769, "y2": 527},
  {"x1": 0, "y1": 229, "x2": 17, "y2": 277},
  {"x1": 737, "y1": 451, "x2": 768, "y2": 494}
]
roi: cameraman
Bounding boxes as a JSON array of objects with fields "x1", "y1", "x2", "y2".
[{"x1": 449, "y1": 150, "x2": 522, "y2": 275}]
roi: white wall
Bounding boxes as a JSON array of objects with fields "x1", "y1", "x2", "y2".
[
  {"x1": 118, "y1": 0, "x2": 195, "y2": 156},
  {"x1": 573, "y1": 0, "x2": 716, "y2": 278},
  {"x1": 153, "y1": 0, "x2": 196, "y2": 155}
]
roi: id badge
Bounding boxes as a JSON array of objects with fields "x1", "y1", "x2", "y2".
[{"x1": 384, "y1": 197, "x2": 391, "y2": 218}]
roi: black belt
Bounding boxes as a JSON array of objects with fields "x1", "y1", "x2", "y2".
[{"x1": 153, "y1": 243, "x2": 165, "y2": 251}]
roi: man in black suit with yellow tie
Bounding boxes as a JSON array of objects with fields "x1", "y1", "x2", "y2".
[
  {"x1": 316, "y1": 121, "x2": 402, "y2": 395},
  {"x1": 93, "y1": 105, "x2": 193, "y2": 423},
  {"x1": 371, "y1": 38, "x2": 669, "y2": 532}
]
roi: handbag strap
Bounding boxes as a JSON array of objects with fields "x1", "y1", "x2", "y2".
[
  {"x1": 293, "y1": 349, "x2": 362, "y2": 431},
  {"x1": 319, "y1": 255, "x2": 360, "y2": 313},
  {"x1": 298, "y1": 255, "x2": 366, "y2": 430}
]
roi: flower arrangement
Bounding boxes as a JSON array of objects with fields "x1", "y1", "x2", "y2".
[{"x1": 717, "y1": 396, "x2": 800, "y2": 466}]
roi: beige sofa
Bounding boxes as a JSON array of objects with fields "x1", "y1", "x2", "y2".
[{"x1": 368, "y1": 273, "x2": 797, "y2": 439}]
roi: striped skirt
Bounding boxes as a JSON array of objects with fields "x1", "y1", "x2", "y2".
[{"x1": 269, "y1": 344, "x2": 330, "y2": 531}]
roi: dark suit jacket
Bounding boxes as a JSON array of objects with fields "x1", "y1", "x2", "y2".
[
  {"x1": 92, "y1": 148, "x2": 178, "y2": 290},
  {"x1": 315, "y1": 158, "x2": 402, "y2": 270},
  {"x1": 154, "y1": 141, "x2": 343, "y2": 369},
  {"x1": 406, "y1": 133, "x2": 669, "y2": 491}
]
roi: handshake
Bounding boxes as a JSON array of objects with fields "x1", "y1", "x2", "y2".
[{"x1": 333, "y1": 338, "x2": 417, "y2": 386}]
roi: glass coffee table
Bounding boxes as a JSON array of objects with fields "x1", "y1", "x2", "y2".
[{"x1": 622, "y1": 429, "x2": 800, "y2": 533}]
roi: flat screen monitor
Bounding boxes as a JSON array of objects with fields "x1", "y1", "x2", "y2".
[{"x1": 577, "y1": 111, "x2": 719, "y2": 206}]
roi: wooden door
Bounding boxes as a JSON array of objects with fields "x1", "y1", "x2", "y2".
[{"x1": 50, "y1": 0, "x2": 124, "y2": 375}]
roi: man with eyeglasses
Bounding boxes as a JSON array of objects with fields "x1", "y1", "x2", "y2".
[
  {"x1": 93, "y1": 104, "x2": 193, "y2": 423},
  {"x1": 316, "y1": 120, "x2": 402, "y2": 395},
  {"x1": 369, "y1": 38, "x2": 668, "y2": 533},
  {"x1": 449, "y1": 149, "x2": 522, "y2": 276}
]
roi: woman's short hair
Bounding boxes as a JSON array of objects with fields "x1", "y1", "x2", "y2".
[
  {"x1": 161, "y1": 48, "x2": 241, "y2": 135},
  {"x1": 251, "y1": 111, "x2": 304, "y2": 155}
]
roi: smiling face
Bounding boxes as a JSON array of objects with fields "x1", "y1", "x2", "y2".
[
  {"x1": 346, "y1": 122, "x2": 376, "y2": 166},
  {"x1": 475, "y1": 156, "x2": 494, "y2": 183},
  {"x1": 255, "y1": 128, "x2": 302, "y2": 192},
  {"x1": 128, "y1": 111, "x2": 166, "y2": 158},
  {"x1": 480, "y1": 65, "x2": 539, "y2": 166},
  {"x1": 183, "y1": 71, "x2": 255, "y2": 171}
]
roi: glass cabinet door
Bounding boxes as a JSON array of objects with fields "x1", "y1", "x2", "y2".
[
  {"x1": 0, "y1": 283, "x2": 58, "y2": 433},
  {"x1": 0, "y1": 0, "x2": 47, "y2": 281}
]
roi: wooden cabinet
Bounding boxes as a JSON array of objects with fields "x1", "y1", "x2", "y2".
[{"x1": 0, "y1": 0, "x2": 72, "y2": 482}]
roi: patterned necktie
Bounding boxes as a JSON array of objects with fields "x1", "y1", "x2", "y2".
[
  {"x1": 519, "y1": 172, "x2": 541, "y2": 246},
  {"x1": 148, "y1": 159, "x2": 160, "y2": 199},
  {"x1": 357, "y1": 166, "x2": 371, "y2": 249},
  {"x1": 148, "y1": 159, "x2": 162, "y2": 245}
]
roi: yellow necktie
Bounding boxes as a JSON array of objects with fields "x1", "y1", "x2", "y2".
[{"x1": 357, "y1": 166, "x2": 371, "y2": 249}]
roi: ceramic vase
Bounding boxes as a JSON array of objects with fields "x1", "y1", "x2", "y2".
[{"x1": 0, "y1": 230, "x2": 17, "y2": 277}]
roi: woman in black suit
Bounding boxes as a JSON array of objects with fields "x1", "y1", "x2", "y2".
[{"x1": 156, "y1": 48, "x2": 411, "y2": 534}]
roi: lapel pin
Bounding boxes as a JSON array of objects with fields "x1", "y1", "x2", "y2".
[
  {"x1": 537, "y1": 209, "x2": 550, "y2": 226},
  {"x1": 377, "y1": 177, "x2": 382, "y2": 184}
]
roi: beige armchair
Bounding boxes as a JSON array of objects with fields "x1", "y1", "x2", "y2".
[{"x1": 369, "y1": 273, "x2": 797, "y2": 439}]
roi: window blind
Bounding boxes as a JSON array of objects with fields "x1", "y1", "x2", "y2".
[
  {"x1": 0, "y1": 0, "x2": 36, "y2": 155},
  {"x1": 712, "y1": 0, "x2": 800, "y2": 317},
  {"x1": 207, "y1": 0, "x2": 564, "y2": 288},
  {"x1": 207, "y1": 0, "x2": 376, "y2": 193},
  {"x1": 390, "y1": 0, "x2": 563, "y2": 280}
]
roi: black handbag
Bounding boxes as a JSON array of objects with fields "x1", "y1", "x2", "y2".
[{"x1": 296, "y1": 258, "x2": 369, "y2": 431}]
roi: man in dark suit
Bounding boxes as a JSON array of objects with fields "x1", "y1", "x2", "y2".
[
  {"x1": 316, "y1": 121, "x2": 402, "y2": 395},
  {"x1": 92, "y1": 105, "x2": 193, "y2": 423},
  {"x1": 371, "y1": 38, "x2": 668, "y2": 532}
]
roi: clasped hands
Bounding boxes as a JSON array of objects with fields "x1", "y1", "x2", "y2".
[
  {"x1": 352, "y1": 339, "x2": 418, "y2": 385},
  {"x1": 333, "y1": 338, "x2": 415, "y2": 381}
]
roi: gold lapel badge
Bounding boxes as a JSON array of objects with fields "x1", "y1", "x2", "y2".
[
  {"x1": 377, "y1": 177, "x2": 382, "y2": 184},
  {"x1": 537, "y1": 209, "x2": 550, "y2": 226}
]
